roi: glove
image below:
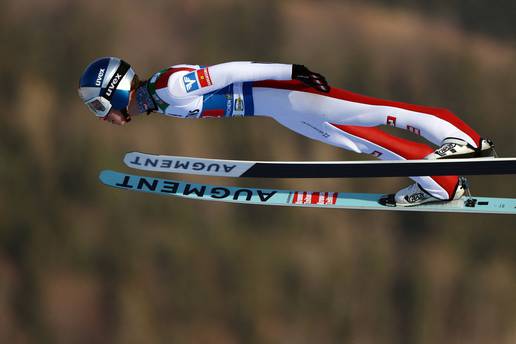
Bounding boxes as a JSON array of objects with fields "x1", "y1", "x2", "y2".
[{"x1": 292, "y1": 64, "x2": 330, "y2": 92}]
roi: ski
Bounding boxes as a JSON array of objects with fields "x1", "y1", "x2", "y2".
[
  {"x1": 99, "y1": 170, "x2": 516, "y2": 214},
  {"x1": 124, "y1": 151, "x2": 516, "y2": 178}
]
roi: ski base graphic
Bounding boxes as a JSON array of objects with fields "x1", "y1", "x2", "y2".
[{"x1": 99, "y1": 170, "x2": 516, "y2": 214}]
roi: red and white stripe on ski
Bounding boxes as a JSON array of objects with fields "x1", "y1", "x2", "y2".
[{"x1": 291, "y1": 191, "x2": 338, "y2": 205}]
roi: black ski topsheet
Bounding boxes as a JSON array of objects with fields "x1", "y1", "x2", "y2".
[
  {"x1": 124, "y1": 152, "x2": 516, "y2": 178},
  {"x1": 241, "y1": 158, "x2": 516, "y2": 178}
]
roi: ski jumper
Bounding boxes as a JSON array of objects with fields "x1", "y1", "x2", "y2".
[{"x1": 146, "y1": 62, "x2": 482, "y2": 200}]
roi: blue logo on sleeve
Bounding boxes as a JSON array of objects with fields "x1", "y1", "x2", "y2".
[{"x1": 183, "y1": 72, "x2": 199, "y2": 92}]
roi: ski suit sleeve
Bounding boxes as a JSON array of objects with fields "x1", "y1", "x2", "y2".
[{"x1": 170, "y1": 61, "x2": 293, "y2": 97}]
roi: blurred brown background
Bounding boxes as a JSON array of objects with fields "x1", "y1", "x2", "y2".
[{"x1": 1, "y1": 0, "x2": 515, "y2": 343}]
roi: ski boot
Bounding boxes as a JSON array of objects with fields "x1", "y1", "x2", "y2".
[
  {"x1": 379, "y1": 178, "x2": 468, "y2": 207},
  {"x1": 424, "y1": 137, "x2": 495, "y2": 160}
]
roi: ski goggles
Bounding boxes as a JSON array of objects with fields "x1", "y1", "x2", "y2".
[{"x1": 84, "y1": 96, "x2": 113, "y2": 118}]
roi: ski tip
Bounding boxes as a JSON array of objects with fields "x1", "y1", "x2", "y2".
[
  {"x1": 123, "y1": 151, "x2": 161, "y2": 166},
  {"x1": 123, "y1": 153, "x2": 132, "y2": 165},
  {"x1": 123, "y1": 151, "x2": 138, "y2": 159},
  {"x1": 123, "y1": 152, "x2": 144, "y2": 166},
  {"x1": 125, "y1": 151, "x2": 158, "y2": 157},
  {"x1": 98, "y1": 170, "x2": 114, "y2": 185}
]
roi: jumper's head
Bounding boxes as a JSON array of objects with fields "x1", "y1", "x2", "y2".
[{"x1": 78, "y1": 57, "x2": 137, "y2": 124}]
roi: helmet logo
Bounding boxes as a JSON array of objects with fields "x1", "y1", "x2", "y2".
[
  {"x1": 95, "y1": 68, "x2": 105, "y2": 86},
  {"x1": 106, "y1": 73, "x2": 123, "y2": 97}
]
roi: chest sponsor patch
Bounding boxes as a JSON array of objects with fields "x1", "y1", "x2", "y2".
[
  {"x1": 183, "y1": 68, "x2": 213, "y2": 93},
  {"x1": 197, "y1": 68, "x2": 212, "y2": 88}
]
